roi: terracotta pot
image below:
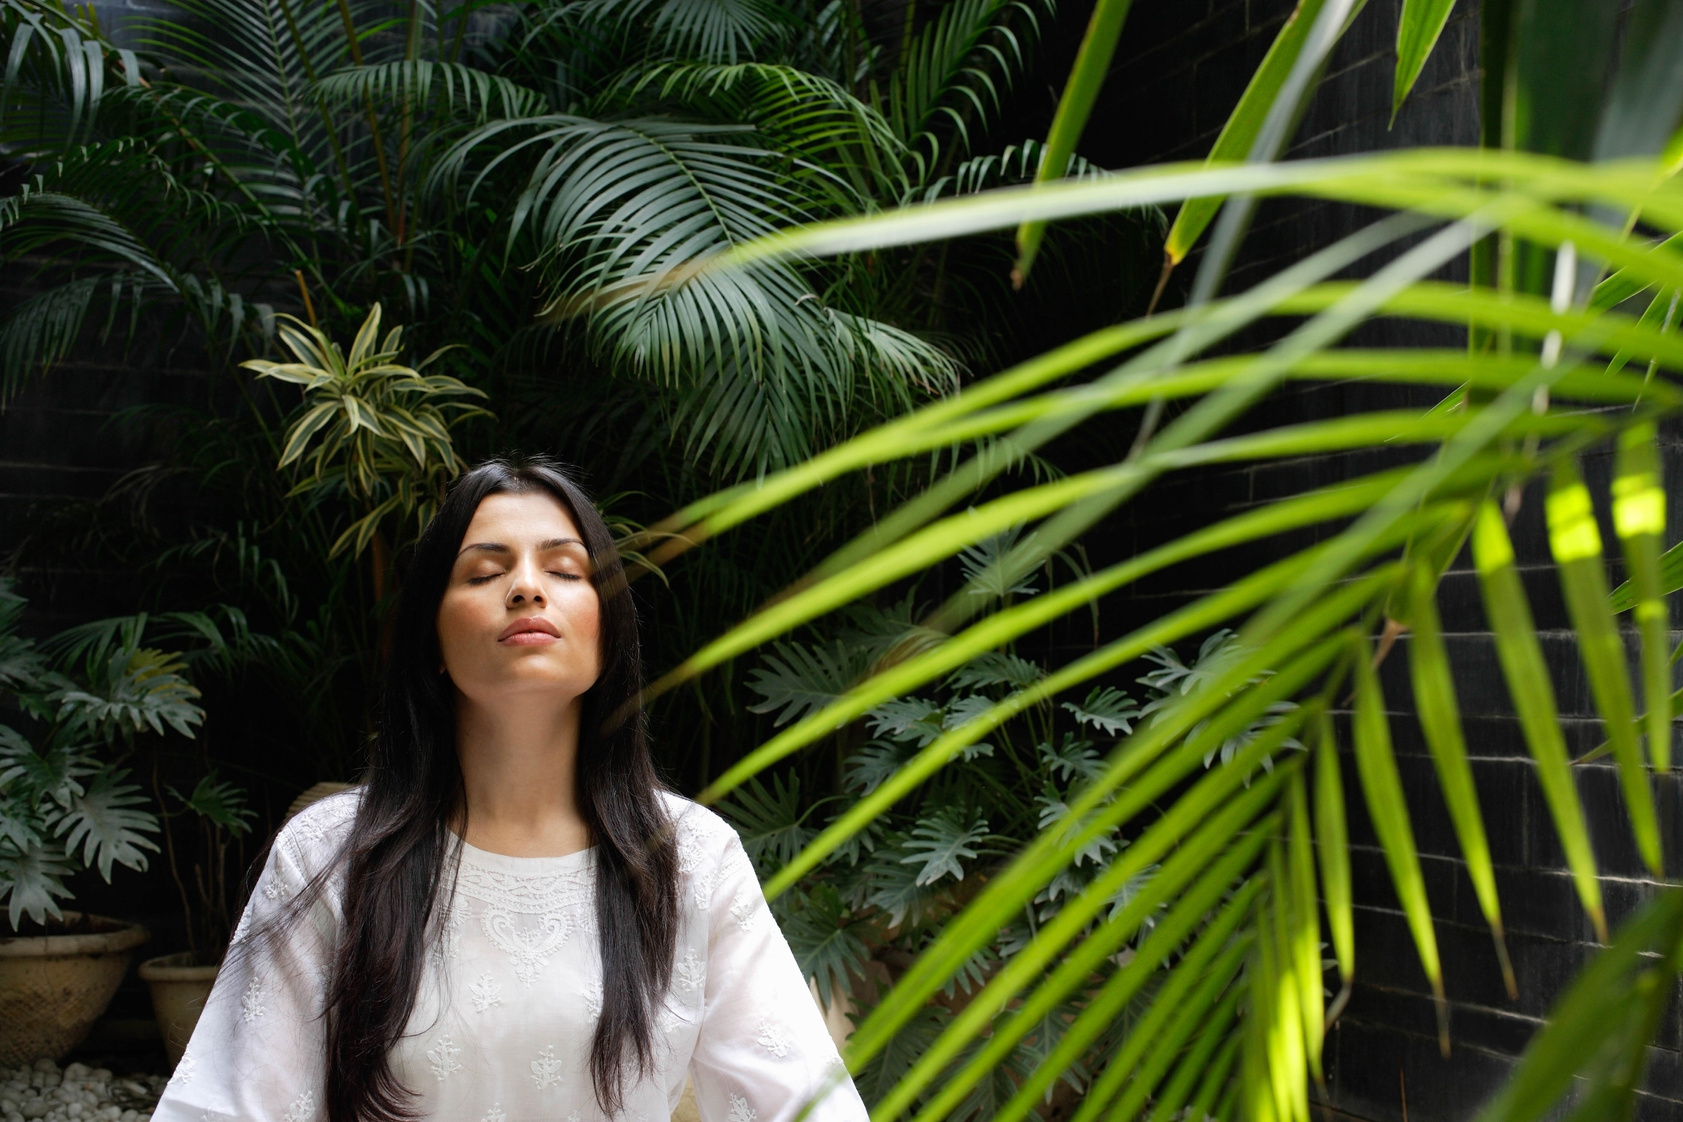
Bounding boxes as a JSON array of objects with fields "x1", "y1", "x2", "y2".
[
  {"x1": 138, "y1": 952, "x2": 219, "y2": 1064},
  {"x1": 0, "y1": 912, "x2": 149, "y2": 1065}
]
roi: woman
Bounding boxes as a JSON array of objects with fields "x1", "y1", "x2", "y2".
[{"x1": 153, "y1": 457, "x2": 866, "y2": 1122}]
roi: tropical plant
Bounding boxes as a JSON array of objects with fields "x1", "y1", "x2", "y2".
[
  {"x1": 0, "y1": 0, "x2": 1162, "y2": 805},
  {"x1": 730, "y1": 595, "x2": 1306, "y2": 1113},
  {"x1": 0, "y1": 579, "x2": 199, "y2": 928},
  {"x1": 0, "y1": 0, "x2": 1137, "y2": 479},
  {"x1": 0, "y1": 578, "x2": 285, "y2": 948},
  {"x1": 646, "y1": 0, "x2": 1683, "y2": 1117},
  {"x1": 244, "y1": 303, "x2": 491, "y2": 564}
]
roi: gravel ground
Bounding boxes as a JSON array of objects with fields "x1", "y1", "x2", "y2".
[{"x1": 0, "y1": 1061, "x2": 165, "y2": 1122}]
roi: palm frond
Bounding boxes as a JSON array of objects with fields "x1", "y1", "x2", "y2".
[
  {"x1": 887, "y1": 0, "x2": 1051, "y2": 178},
  {"x1": 315, "y1": 60, "x2": 547, "y2": 124},
  {"x1": 595, "y1": 60, "x2": 902, "y2": 202},
  {"x1": 0, "y1": 0, "x2": 140, "y2": 151},
  {"x1": 655, "y1": 135, "x2": 1683, "y2": 1120},
  {"x1": 572, "y1": 0, "x2": 796, "y2": 64},
  {"x1": 434, "y1": 113, "x2": 951, "y2": 475}
]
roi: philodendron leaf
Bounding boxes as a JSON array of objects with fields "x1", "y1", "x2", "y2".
[
  {"x1": 171, "y1": 771, "x2": 256, "y2": 837},
  {"x1": 57, "y1": 766, "x2": 160, "y2": 881},
  {"x1": 901, "y1": 810, "x2": 989, "y2": 886},
  {"x1": 1059, "y1": 684, "x2": 1140, "y2": 735},
  {"x1": 0, "y1": 731, "x2": 91, "y2": 808},
  {"x1": 782, "y1": 884, "x2": 874, "y2": 1009},
  {"x1": 53, "y1": 646, "x2": 204, "y2": 740},
  {"x1": 0, "y1": 840, "x2": 75, "y2": 928},
  {"x1": 1473, "y1": 500, "x2": 1607, "y2": 941}
]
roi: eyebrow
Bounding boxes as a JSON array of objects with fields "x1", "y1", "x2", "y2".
[{"x1": 454, "y1": 536, "x2": 585, "y2": 560}]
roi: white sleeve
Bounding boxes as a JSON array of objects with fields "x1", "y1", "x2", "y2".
[
  {"x1": 151, "y1": 828, "x2": 337, "y2": 1122},
  {"x1": 688, "y1": 833, "x2": 867, "y2": 1122}
]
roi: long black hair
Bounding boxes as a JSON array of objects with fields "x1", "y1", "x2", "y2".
[{"x1": 312, "y1": 456, "x2": 678, "y2": 1122}]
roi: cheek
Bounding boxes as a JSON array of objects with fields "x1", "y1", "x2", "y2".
[
  {"x1": 575, "y1": 589, "x2": 604, "y2": 667},
  {"x1": 435, "y1": 591, "x2": 482, "y2": 661}
]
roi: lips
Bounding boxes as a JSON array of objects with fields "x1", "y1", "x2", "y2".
[{"x1": 498, "y1": 616, "x2": 561, "y2": 643}]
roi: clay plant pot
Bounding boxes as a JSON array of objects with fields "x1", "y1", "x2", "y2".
[
  {"x1": 138, "y1": 952, "x2": 219, "y2": 1065},
  {"x1": 0, "y1": 912, "x2": 149, "y2": 1066}
]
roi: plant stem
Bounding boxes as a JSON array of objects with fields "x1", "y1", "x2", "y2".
[
  {"x1": 331, "y1": 0, "x2": 402, "y2": 241},
  {"x1": 152, "y1": 759, "x2": 196, "y2": 957}
]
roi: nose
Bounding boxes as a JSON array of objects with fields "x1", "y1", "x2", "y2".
[{"x1": 505, "y1": 555, "x2": 546, "y2": 607}]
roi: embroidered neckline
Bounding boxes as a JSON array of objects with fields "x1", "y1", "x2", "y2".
[{"x1": 448, "y1": 843, "x2": 596, "y2": 914}]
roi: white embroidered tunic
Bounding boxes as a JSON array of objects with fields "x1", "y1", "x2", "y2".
[{"x1": 153, "y1": 791, "x2": 866, "y2": 1122}]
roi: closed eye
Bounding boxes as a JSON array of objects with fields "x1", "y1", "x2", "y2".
[
  {"x1": 466, "y1": 573, "x2": 502, "y2": 585},
  {"x1": 548, "y1": 571, "x2": 584, "y2": 581}
]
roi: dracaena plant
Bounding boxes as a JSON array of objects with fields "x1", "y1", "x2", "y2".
[
  {"x1": 243, "y1": 303, "x2": 491, "y2": 566},
  {"x1": 643, "y1": 0, "x2": 1683, "y2": 1118}
]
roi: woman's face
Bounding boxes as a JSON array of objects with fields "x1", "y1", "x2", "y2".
[{"x1": 436, "y1": 489, "x2": 603, "y2": 709}]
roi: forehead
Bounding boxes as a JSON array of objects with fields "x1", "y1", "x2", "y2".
[{"x1": 459, "y1": 489, "x2": 582, "y2": 544}]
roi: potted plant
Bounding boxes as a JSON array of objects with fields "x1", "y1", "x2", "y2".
[
  {"x1": 139, "y1": 768, "x2": 256, "y2": 1063},
  {"x1": 0, "y1": 579, "x2": 256, "y2": 1064}
]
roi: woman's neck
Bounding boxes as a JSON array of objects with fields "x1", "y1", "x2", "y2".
[{"x1": 453, "y1": 693, "x2": 592, "y2": 858}]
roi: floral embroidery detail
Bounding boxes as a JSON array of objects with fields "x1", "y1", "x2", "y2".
[
  {"x1": 730, "y1": 891, "x2": 760, "y2": 932},
  {"x1": 530, "y1": 1045, "x2": 563, "y2": 1090},
  {"x1": 756, "y1": 1020, "x2": 795, "y2": 1058},
  {"x1": 240, "y1": 975, "x2": 267, "y2": 1023},
  {"x1": 282, "y1": 1090, "x2": 315, "y2": 1122},
  {"x1": 426, "y1": 1034, "x2": 462, "y2": 1081},
  {"x1": 454, "y1": 863, "x2": 593, "y2": 914},
  {"x1": 675, "y1": 949, "x2": 704, "y2": 997},
  {"x1": 729, "y1": 1094, "x2": 757, "y2": 1122},
  {"x1": 288, "y1": 792, "x2": 357, "y2": 846},
  {"x1": 565, "y1": 1111, "x2": 582, "y2": 1122},
  {"x1": 471, "y1": 972, "x2": 504, "y2": 1013},
  {"x1": 262, "y1": 866, "x2": 292, "y2": 901},
  {"x1": 692, "y1": 867, "x2": 723, "y2": 911},
  {"x1": 584, "y1": 977, "x2": 603, "y2": 1020},
  {"x1": 676, "y1": 827, "x2": 707, "y2": 876},
  {"x1": 433, "y1": 905, "x2": 467, "y2": 966},
  {"x1": 659, "y1": 1006, "x2": 683, "y2": 1036},
  {"x1": 482, "y1": 905, "x2": 572, "y2": 987},
  {"x1": 170, "y1": 1049, "x2": 196, "y2": 1085},
  {"x1": 480, "y1": 1106, "x2": 506, "y2": 1122}
]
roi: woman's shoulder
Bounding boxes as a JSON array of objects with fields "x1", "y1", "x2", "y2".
[
  {"x1": 274, "y1": 786, "x2": 363, "y2": 864},
  {"x1": 659, "y1": 790, "x2": 747, "y2": 867}
]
